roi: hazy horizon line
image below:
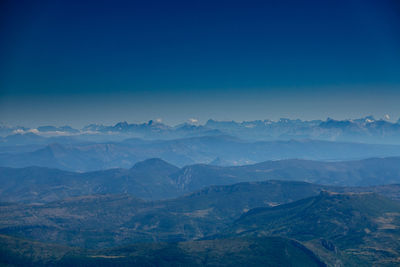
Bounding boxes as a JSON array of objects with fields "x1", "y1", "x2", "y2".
[{"x1": 1, "y1": 114, "x2": 398, "y2": 129}]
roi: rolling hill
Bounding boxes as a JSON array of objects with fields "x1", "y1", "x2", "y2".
[
  {"x1": 2, "y1": 157, "x2": 400, "y2": 204},
  {"x1": 1, "y1": 187, "x2": 400, "y2": 265},
  {"x1": 1, "y1": 180, "x2": 399, "y2": 249},
  {"x1": 223, "y1": 192, "x2": 400, "y2": 266}
]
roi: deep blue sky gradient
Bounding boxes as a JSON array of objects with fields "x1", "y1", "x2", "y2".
[{"x1": 1, "y1": 0, "x2": 400, "y2": 126}]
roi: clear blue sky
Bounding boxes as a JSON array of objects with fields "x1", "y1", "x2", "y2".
[{"x1": 1, "y1": 0, "x2": 400, "y2": 127}]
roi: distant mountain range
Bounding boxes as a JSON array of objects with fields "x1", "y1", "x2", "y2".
[
  {"x1": 2, "y1": 136, "x2": 400, "y2": 171},
  {"x1": 2, "y1": 157, "x2": 400, "y2": 203},
  {"x1": 2, "y1": 116, "x2": 400, "y2": 144}
]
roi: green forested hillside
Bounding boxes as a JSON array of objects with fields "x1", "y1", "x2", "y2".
[
  {"x1": 225, "y1": 192, "x2": 400, "y2": 266},
  {"x1": 0, "y1": 234, "x2": 325, "y2": 267}
]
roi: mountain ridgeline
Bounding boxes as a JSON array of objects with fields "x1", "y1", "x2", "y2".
[
  {"x1": 222, "y1": 192, "x2": 400, "y2": 266},
  {"x1": 2, "y1": 135, "x2": 400, "y2": 171},
  {"x1": 2, "y1": 157, "x2": 400, "y2": 204},
  {"x1": 3, "y1": 116, "x2": 400, "y2": 144}
]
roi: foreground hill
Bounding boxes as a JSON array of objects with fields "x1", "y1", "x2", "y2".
[
  {"x1": 223, "y1": 192, "x2": 400, "y2": 266},
  {"x1": 1, "y1": 180, "x2": 400, "y2": 249},
  {"x1": 2, "y1": 157, "x2": 400, "y2": 203},
  {"x1": 2, "y1": 190, "x2": 400, "y2": 265},
  {"x1": 0, "y1": 235, "x2": 325, "y2": 267},
  {"x1": 0, "y1": 181, "x2": 329, "y2": 248}
]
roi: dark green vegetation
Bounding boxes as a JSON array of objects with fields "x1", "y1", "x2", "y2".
[
  {"x1": 224, "y1": 192, "x2": 400, "y2": 266},
  {"x1": 0, "y1": 235, "x2": 325, "y2": 267},
  {"x1": 2, "y1": 157, "x2": 400, "y2": 203},
  {"x1": 0, "y1": 181, "x2": 330, "y2": 248}
]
